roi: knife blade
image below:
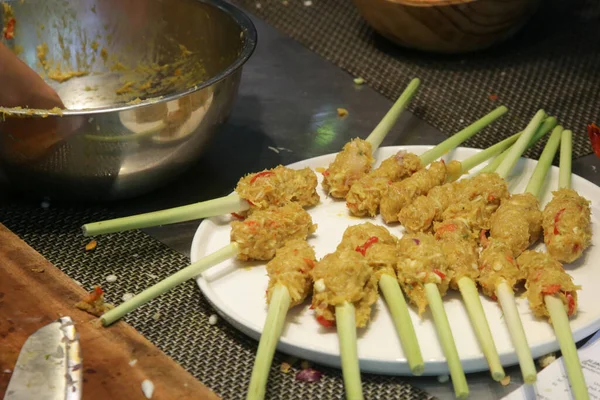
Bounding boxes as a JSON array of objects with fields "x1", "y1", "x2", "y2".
[{"x1": 5, "y1": 317, "x2": 82, "y2": 400}]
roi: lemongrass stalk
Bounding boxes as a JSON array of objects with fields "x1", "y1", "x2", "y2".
[
  {"x1": 495, "y1": 110, "x2": 546, "y2": 180},
  {"x1": 544, "y1": 295, "x2": 589, "y2": 400},
  {"x1": 101, "y1": 243, "x2": 239, "y2": 326},
  {"x1": 424, "y1": 283, "x2": 469, "y2": 399},
  {"x1": 419, "y1": 106, "x2": 508, "y2": 166},
  {"x1": 458, "y1": 131, "x2": 522, "y2": 175},
  {"x1": 336, "y1": 302, "x2": 364, "y2": 400},
  {"x1": 559, "y1": 130, "x2": 573, "y2": 190},
  {"x1": 247, "y1": 284, "x2": 291, "y2": 400},
  {"x1": 496, "y1": 281, "x2": 536, "y2": 383},
  {"x1": 82, "y1": 194, "x2": 249, "y2": 236},
  {"x1": 457, "y1": 277, "x2": 504, "y2": 381},
  {"x1": 525, "y1": 126, "x2": 563, "y2": 198},
  {"x1": 366, "y1": 78, "x2": 420, "y2": 151},
  {"x1": 480, "y1": 116, "x2": 557, "y2": 174},
  {"x1": 379, "y1": 274, "x2": 424, "y2": 375}
]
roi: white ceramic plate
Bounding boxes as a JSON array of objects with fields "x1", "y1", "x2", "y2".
[{"x1": 190, "y1": 146, "x2": 599, "y2": 376}]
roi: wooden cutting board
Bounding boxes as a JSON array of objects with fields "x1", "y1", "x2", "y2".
[{"x1": 0, "y1": 224, "x2": 219, "y2": 400}]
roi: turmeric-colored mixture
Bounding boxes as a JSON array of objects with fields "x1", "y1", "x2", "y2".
[
  {"x1": 230, "y1": 203, "x2": 317, "y2": 261},
  {"x1": 489, "y1": 193, "x2": 542, "y2": 255},
  {"x1": 396, "y1": 233, "x2": 451, "y2": 315},
  {"x1": 311, "y1": 248, "x2": 378, "y2": 328},
  {"x1": 380, "y1": 160, "x2": 446, "y2": 223},
  {"x1": 542, "y1": 189, "x2": 592, "y2": 263},
  {"x1": 518, "y1": 250, "x2": 580, "y2": 319},
  {"x1": 266, "y1": 239, "x2": 316, "y2": 307},
  {"x1": 346, "y1": 151, "x2": 423, "y2": 217},
  {"x1": 235, "y1": 165, "x2": 320, "y2": 209},
  {"x1": 322, "y1": 138, "x2": 374, "y2": 198}
]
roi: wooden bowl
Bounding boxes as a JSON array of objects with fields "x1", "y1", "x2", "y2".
[{"x1": 353, "y1": 0, "x2": 541, "y2": 54}]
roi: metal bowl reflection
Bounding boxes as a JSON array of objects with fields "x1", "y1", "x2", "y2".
[{"x1": 0, "y1": 0, "x2": 256, "y2": 200}]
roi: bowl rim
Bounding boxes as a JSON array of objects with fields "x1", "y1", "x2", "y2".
[{"x1": 0, "y1": 0, "x2": 258, "y2": 118}]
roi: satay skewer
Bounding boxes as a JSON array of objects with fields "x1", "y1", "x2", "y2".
[
  {"x1": 477, "y1": 119, "x2": 558, "y2": 384},
  {"x1": 100, "y1": 203, "x2": 317, "y2": 325},
  {"x1": 396, "y1": 233, "x2": 468, "y2": 399},
  {"x1": 518, "y1": 250, "x2": 588, "y2": 400},
  {"x1": 323, "y1": 78, "x2": 421, "y2": 198},
  {"x1": 530, "y1": 130, "x2": 588, "y2": 400},
  {"x1": 247, "y1": 240, "x2": 316, "y2": 400},
  {"x1": 541, "y1": 129, "x2": 592, "y2": 263},
  {"x1": 311, "y1": 246, "x2": 380, "y2": 400},
  {"x1": 338, "y1": 223, "x2": 424, "y2": 374},
  {"x1": 398, "y1": 117, "x2": 557, "y2": 234},
  {"x1": 348, "y1": 106, "x2": 508, "y2": 217}
]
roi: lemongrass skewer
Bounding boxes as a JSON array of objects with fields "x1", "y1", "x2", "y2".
[
  {"x1": 366, "y1": 78, "x2": 421, "y2": 151},
  {"x1": 456, "y1": 277, "x2": 504, "y2": 381},
  {"x1": 541, "y1": 129, "x2": 588, "y2": 400},
  {"x1": 101, "y1": 243, "x2": 239, "y2": 326},
  {"x1": 544, "y1": 295, "x2": 589, "y2": 400},
  {"x1": 489, "y1": 110, "x2": 546, "y2": 383},
  {"x1": 559, "y1": 129, "x2": 572, "y2": 190},
  {"x1": 336, "y1": 301, "x2": 364, "y2": 400},
  {"x1": 424, "y1": 283, "x2": 469, "y2": 399},
  {"x1": 378, "y1": 274, "x2": 424, "y2": 375},
  {"x1": 419, "y1": 106, "x2": 508, "y2": 166},
  {"x1": 83, "y1": 194, "x2": 249, "y2": 237},
  {"x1": 480, "y1": 116, "x2": 557, "y2": 174},
  {"x1": 247, "y1": 284, "x2": 291, "y2": 400}
]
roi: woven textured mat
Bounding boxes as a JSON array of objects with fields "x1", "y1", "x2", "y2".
[
  {"x1": 0, "y1": 198, "x2": 433, "y2": 400},
  {"x1": 231, "y1": 0, "x2": 599, "y2": 159}
]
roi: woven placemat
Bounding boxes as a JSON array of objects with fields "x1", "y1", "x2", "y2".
[
  {"x1": 0, "y1": 196, "x2": 433, "y2": 400},
  {"x1": 231, "y1": 0, "x2": 599, "y2": 160}
]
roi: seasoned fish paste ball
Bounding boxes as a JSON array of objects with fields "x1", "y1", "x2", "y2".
[
  {"x1": 311, "y1": 249, "x2": 379, "y2": 328},
  {"x1": 490, "y1": 193, "x2": 542, "y2": 255},
  {"x1": 236, "y1": 165, "x2": 320, "y2": 209},
  {"x1": 266, "y1": 240, "x2": 316, "y2": 307},
  {"x1": 396, "y1": 233, "x2": 451, "y2": 315},
  {"x1": 230, "y1": 202, "x2": 317, "y2": 261},
  {"x1": 322, "y1": 138, "x2": 374, "y2": 198},
  {"x1": 518, "y1": 250, "x2": 580, "y2": 319},
  {"x1": 542, "y1": 189, "x2": 592, "y2": 263},
  {"x1": 346, "y1": 151, "x2": 423, "y2": 217}
]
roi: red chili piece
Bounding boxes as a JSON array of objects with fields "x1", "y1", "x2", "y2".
[
  {"x1": 566, "y1": 292, "x2": 576, "y2": 316},
  {"x1": 355, "y1": 236, "x2": 379, "y2": 256},
  {"x1": 3, "y1": 18, "x2": 15, "y2": 39},
  {"x1": 250, "y1": 171, "x2": 274, "y2": 184},
  {"x1": 433, "y1": 269, "x2": 446, "y2": 280},
  {"x1": 316, "y1": 315, "x2": 335, "y2": 328},
  {"x1": 554, "y1": 208, "x2": 566, "y2": 235},
  {"x1": 231, "y1": 212, "x2": 245, "y2": 220},
  {"x1": 542, "y1": 284, "x2": 561, "y2": 295},
  {"x1": 303, "y1": 258, "x2": 315, "y2": 270},
  {"x1": 588, "y1": 123, "x2": 600, "y2": 158}
]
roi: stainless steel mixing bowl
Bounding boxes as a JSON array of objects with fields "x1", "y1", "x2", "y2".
[{"x1": 0, "y1": 0, "x2": 256, "y2": 201}]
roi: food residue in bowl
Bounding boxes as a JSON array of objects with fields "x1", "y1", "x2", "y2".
[{"x1": 2, "y1": 2, "x2": 15, "y2": 40}]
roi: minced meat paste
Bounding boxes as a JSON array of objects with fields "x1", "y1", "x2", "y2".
[
  {"x1": 518, "y1": 250, "x2": 580, "y2": 319},
  {"x1": 322, "y1": 138, "x2": 374, "y2": 198},
  {"x1": 266, "y1": 239, "x2": 316, "y2": 307},
  {"x1": 346, "y1": 151, "x2": 423, "y2": 217},
  {"x1": 542, "y1": 189, "x2": 592, "y2": 263},
  {"x1": 236, "y1": 165, "x2": 320, "y2": 209},
  {"x1": 230, "y1": 202, "x2": 317, "y2": 261}
]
